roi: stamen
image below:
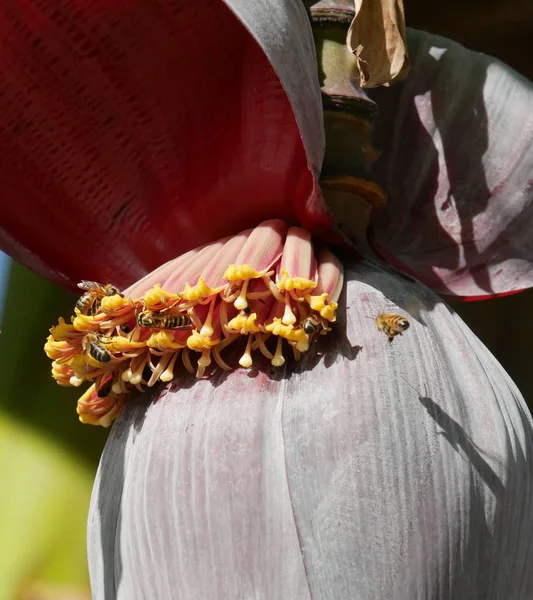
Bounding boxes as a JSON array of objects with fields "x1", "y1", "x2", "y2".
[
  {"x1": 254, "y1": 333, "x2": 274, "y2": 359},
  {"x1": 234, "y1": 279, "x2": 249, "y2": 311},
  {"x1": 46, "y1": 220, "x2": 342, "y2": 426},
  {"x1": 188, "y1": 307, "x2": 204, "y2": 331},
  {"x1": 129, "y1": 353, "x2": 150, "y2": 385},
  {"x1": 69, "y1": 374, "x2": 85, "y2": 387},
  {"x1": 122, "y1": 366, "x2": 133, "y2": 382},
  {"x1": 282, "y1": 296, "x2": 297, "y2": 325},
  {"x1": 219, "y1": 300, "x2": 229, "y2": 337},
  {"x1": 182, "y1": 348, "x2": 195, "y2": 374},
  {"x1": 147, "y1": 352, "x2": 173, "y2": 387},
  {"x1": 200, "y1": 296, "x2": 216, "y2": 337},
  {"x1": 239, "y1": 335, "x2": 254, "y2": 368},
  {"x1": 263, "y1": 276, "x2": 285, "y2": 303},
  {"x1": 183, "y1": 277, "x2": 224, "y2": 302},
  {"x1": 271, "y1": 336, "x2": 285, "y2": 367},
  {"x1": 212, "y1": 346, "x2": 233, "y2": 371},
  {"x1": 160, "y1": 351, "x2": 180, "y2": 383},
  {"x1": 196, "y1": 349, "x2": 212, "y2": 378}
]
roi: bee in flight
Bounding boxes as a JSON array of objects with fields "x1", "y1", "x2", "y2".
[
  {"x1": 302, "y1": 313, "x2": 330, "y2": 337},
  {"x1": 83, "y1": 333, "x2": 112, "y2": 363},
  {"x1": 375, "y1": 313, "x2": 410, "y2": 343},
  {"x1": 76, "y1": 281, "x2": 122, "y2": 316},
  {"x1": 136, "y1": 310, "x2": 192, "y2": 330}
]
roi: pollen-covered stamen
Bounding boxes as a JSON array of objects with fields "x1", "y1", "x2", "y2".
[
  {"x1": 225, "y1": 312, "x2": 260, "y2": 335},
  {"x1": 45, "y1": 337, "x2": 81, "y2": 363},
  {"x1": 49, "y1": 318, "x2": 86, "y2": 342},
  {"x1": 186, "y1": 330, "x2": 220, "y2": 378},
  {"x1": 141, "y1": 284, "x2": 182, "y2": 310},
  {"x1": 46, "y1": 219, "x2": 343, "y2": 427},
  {"x1": 72, "y1": 310, "x2": 109, "y2": 332},
  {"x1": 306, "y1": 245, "x2": 344, "y2": 321},
  {"x1": 51, "y1": 361, "x2": 76, "y2": 387}
]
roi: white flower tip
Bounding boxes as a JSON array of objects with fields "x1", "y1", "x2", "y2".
[
  {"x1": 200, "y1": 324, "x2": 214, "y2": 337},
  {"x1": 234, "y1": 296, "x2": 248, "y2": 311},
  {"x1": 271, "y1": 355, "x2": 285, "y2": 367},
  {"x1": 239, "y1": 354, "x2": 253, "y2": 369}
]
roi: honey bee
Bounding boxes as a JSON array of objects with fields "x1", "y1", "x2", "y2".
[
  {"x1": 302, "y1": 314, "x2": 330, "y2": 336},
  {"x1": 136, "y1": 310, "x2": 192, "y2": 330},
  {"x1": 375, "y1": 313, "x2": 410, "y2": 343},
  {"x1": 83, "y1": 333, "x2": 112, "y2": 363},
  {"x1": 76, "y1": 281, "x2": 122, "y2": 315}
]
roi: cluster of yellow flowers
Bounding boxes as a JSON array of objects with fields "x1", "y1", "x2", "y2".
[{"x1": 45, "y1": 225, "x2": 342, "y2": 427}]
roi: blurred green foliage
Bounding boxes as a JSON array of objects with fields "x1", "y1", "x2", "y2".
[
  {"x1": 0, "y1": 261, "x2": 107, "y2": 599},
  {"x1": 0, "y1": 262, "x2": 108, "y2": 464}
]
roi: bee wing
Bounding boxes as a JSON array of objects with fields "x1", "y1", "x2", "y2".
[
  {"x1": 77, "y1": 280, "x2": 102, "y2": 291},
  {"x1": 403, "y1": 297, "x2": 423, "y2": 321}
]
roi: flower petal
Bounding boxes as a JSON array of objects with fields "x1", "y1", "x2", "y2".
[
  {"x1": 0, "y1": 0, "x2": 333, "y2": 289},
  {"x1": 88, "y1": 259, "x2": 533, "y2": 598},
  {"x1": 368, "y1": 29, "x2": 533, "y2": 298}
]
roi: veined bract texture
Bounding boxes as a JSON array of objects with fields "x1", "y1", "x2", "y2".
[{"x1": 88, "y1": 260, "x2": 533, "y2": 600}]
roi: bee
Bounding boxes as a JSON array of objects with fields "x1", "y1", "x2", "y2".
[
  {"x1": 76, "y1": 281, "x2": 123, "y2": 316},
  {"x1": 83, "y1": 333, "x2": 112, "y2": 363},
  {"x1": 302, "y1": 313, "x2": 330, "y2": 336},
  {"x1": 375, "y1": 313, "x2": 410, "y2": 343},
  {"x1": 136, "y1": 310, "x2": 192, "y2": 330},
  {"x1": 97, "y1": 380, "x2": 113, "y2": 398}
]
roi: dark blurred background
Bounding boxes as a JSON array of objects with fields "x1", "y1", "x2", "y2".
[{"x1": 0, "y1": 2, "x2": 531, "y2": 598}]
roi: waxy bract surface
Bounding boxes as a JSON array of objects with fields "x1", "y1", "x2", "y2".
[
  {"x1": 369, "y1": 29, "x2": 533, "y2": 299},
  {"x1": 0, "y1": 0, "x2": 331, "y2": 290},
  {"x1": 88, "y1": 260, "x2": 533, "y2": 599}
]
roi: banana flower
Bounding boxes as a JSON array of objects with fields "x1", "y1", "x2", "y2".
[{"x1": 1, "y1": 1, "x2": 533, "y2": 598}]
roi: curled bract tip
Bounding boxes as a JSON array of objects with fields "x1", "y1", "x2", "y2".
[{"x1": 45, "y1": 221, "x2": 344, "y2": 426}]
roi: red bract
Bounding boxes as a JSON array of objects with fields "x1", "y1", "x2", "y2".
[
  {"x1": 368, "y1": 29, "x2": 533, "y2": 299},
  {"x1": 0, "y1": 0, "x2": 334, "y2": 290},
  {"x1": 1, "y1": 4, "x2": 533, "y2": 301}
]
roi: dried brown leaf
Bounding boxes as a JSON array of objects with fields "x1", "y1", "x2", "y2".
[{"x1": 347, "y1": 0, "x2": 410, "y2": 88}]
